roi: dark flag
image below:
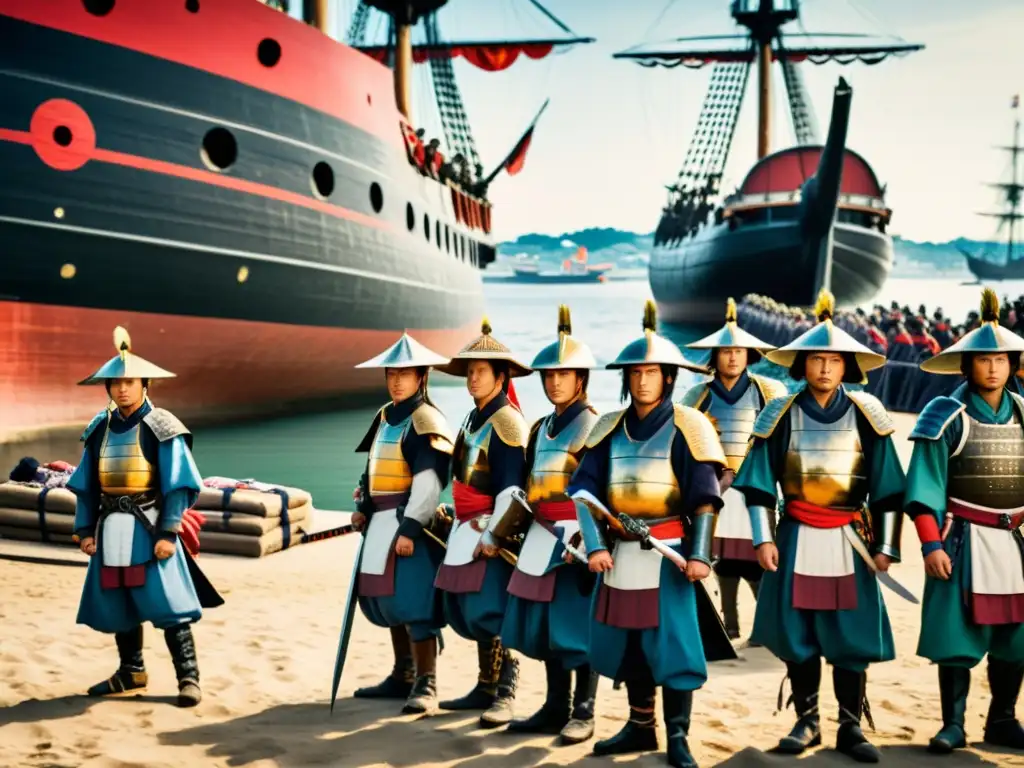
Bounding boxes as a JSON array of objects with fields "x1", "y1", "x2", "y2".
[{"x1": 484, "y1": 98, "x2": 550, "y2": 185}]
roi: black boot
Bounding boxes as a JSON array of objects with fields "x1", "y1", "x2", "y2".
[
  {"x1": 592, "y1": 679, "x2": 659, "y2": 756},
  {"x1": 928, "y1": 665, "x2": 970, "y2": 753},
  {"x1": 776, "y1": 658, "x2": 821, "y2": 754},
  {"x1": 834, "y1": 666, "x2": 880, "y2": 763},
  {"x1": 479, "y1": 649, "x2": 520, "y2": 728},
  {"x1": 719, "y1": 575, "x2": 741, "y2": 640},
  {"x1": 403, "y1": 635, "x2": 438, "y2": 714},
  {"x1": 561, "y1": 665, "x2": 599, "y2": 744},
  {"x1": 88, "y1": 625, "x2": 147, "y2": 697},
  {"x1": 438, "y1": 636, "x2": 501, "y2": 711},
  {"x1": 664, "y1": 687, "x2": 697, "y2": 768},
  {"x1": 164, "y1": 623, "x2": 201, "y2": 708},
  {"x1": 354, "y1": 625, "x2": 414, "y2": 699},
  {"x1": 508, "y1": 659, "x2": 571, "y2": 734},
  {"x1": 984, "y1": 658, "x2": 1024, "y2": 749}
]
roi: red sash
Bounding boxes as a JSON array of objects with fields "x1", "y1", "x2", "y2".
[
  {"x1": 452, "y1": 481, "x2": 495, "y2": 521},
  {"x1": 786, "y1": 499, "x2": 858, "y2": 529},
  {"x1": 536, "y1": 500, "x2": 576, "y2": 523},
  {"x1": 948, "y1": 499, "x2": 1024, "y2": 531}
]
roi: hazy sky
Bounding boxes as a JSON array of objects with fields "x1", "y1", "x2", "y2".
[{"x1": 318, "y1": 0, "x2": 1024, "y2": 243}]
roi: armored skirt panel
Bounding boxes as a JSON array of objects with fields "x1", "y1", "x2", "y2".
[
  {"x1": 752, "y1": 407, "x2": 893, "y2": 672},
  {"x1": 708, "y1": 387, "x2": 761, "y2": 564},
  {"x1": 503, "y1": 408, "x2": 598, "y2": 667},
  {"x1": 77, "y1": 537, "x2": 203, "y2": 634},
  {"x1": 917, "y1": 413, "x2": 1024, "y2": 666}
]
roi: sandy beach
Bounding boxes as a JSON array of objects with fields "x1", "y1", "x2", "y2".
[{"x1": 1, "y1": 414, "x2": 1022, "y2": 768}]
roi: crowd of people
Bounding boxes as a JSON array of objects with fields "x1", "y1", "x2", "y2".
[{"x1": 738, "y1": 293, "x2": 1024, "y2": 361}]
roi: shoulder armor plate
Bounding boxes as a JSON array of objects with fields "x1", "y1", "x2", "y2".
[
  {"x1": 751, "y1": 374, "x2": 789, "y2": 404},
  {"x1": 679, "y1": 384, "x2": 709, "y2": 410},
  {"x1": 674, "y1": 404, "x2": 727, "y2": 466},
  {"x1": 585, "y1": 409, "x2": 626, "y2": 449},
  {"x1": 81, "y1": 410, "x2": 108, "y2": 442},
  {"x1": 751, "y1": 393, "x2": 799, "y2": 439},
  {"x1": 411, "y1": 403, "x2": 456, "y2": 449},
  {"x1": 909, "y1": 397, "x2": 966, "y2": 441},
  {"x1": 354, "y1": 405, "x2": 386, "y2": 453},
  {"x1": 143, "y1": 408, "x2": 190, "y2": 442},
  {"x1": 847, "y1": 390, "x2": 895, "y2": 436},
  {"x1": 490, "y1": 404, "x2": 529, "y2": 449}
]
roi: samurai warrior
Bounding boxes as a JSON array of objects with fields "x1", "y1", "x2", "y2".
[
  {"x1": 733, "y1": 290, "x2": 906, "y2": 763},
  {"x1": 493, "y1": 305, "x2": 601, "y2": 744},
  {"x1": 905, "y1": 288, "x2": 1024, "y2": 754},
  {"x1": 569, "y1": 300, "x2": 732, "y2": 768},
  {"x1": 68, "y1": 327, "x2": 223, "y2": 708},
  {"x1": 681, "y1": 297, "x2": 786, "y2": 642},
  {"x1": 347, "y1": 333, "x2": 454, "y2": 714},
  {"x1": 433, "y1": 318, "x2": 530, "y2": 727}
]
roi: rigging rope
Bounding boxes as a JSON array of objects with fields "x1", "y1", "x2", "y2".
[
  {"x1": 345, "y1": 1, "x2": 372, "y2": 45},
  {"x1": 673, "y1": 60, "x2": 751, "y2": 194},
  {"x1": 781, "y1": 59, "x2": 819, "y2": 144},
  {"x1": 425, "y1": 12, "x2": 483, "y2": 175}
]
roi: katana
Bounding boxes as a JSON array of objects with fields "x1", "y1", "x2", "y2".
[
  {"x1": 301, "y1": 523, "x2": 357, "y2": 545},
  {"x1": 329, "y1": 535, "x2": 364, "y2": 712},
  {"x1": 841, "y1": 525, "x2": 919, "y2": 604}
]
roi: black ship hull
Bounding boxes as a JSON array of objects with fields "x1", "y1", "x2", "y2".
[
  {"x1": 0, "y1": 3, "x2": 490, "y2": 436},
  {"x1": 964, "y1": 254, "x2": 1024, "y2": 281},
  {"x1": 649, "y1": 219, "x2": 893, "y2": 324}
]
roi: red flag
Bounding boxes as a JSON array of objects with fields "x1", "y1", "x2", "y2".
[
  {"x1": 506, "y1": 379, "x2": 522, "y2": 413},
  {"x1": 503, "y1": 126, "x2": 535, "y2": 176}
]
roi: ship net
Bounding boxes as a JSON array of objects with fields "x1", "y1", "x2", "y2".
[
  {"x1": 671, "y1": 61, "x2": 751, "y2": 200},
  {"x1": 780, "y1": 58, "x2": 818, "y2": 144},
  {"x1": 424, "y1": 12, "x2": 482, "y2": 177}
]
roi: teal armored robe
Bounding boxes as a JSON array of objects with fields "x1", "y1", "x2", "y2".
[{"x1": 905, "y1": 383, "x2": 1024, "y2": 667}]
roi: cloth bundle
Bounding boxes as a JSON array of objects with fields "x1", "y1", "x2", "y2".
[{"x1": 193, "y1": 477, "x2": 314, "y2": 557}]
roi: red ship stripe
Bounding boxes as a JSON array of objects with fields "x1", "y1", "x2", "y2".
[
  {"x1": 0, "y1": 0, "x2": 401, "y2": 145},
  {"x1": 0, "y1": 128, "x2": 391, "y2": 232}
]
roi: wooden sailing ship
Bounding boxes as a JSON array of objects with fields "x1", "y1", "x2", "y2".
[{"x1": 615, "y1": 0, "x2": 923, "y2": 322}]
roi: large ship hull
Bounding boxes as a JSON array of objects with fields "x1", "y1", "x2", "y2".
[
  {"x1": 0, "y1": 2, "x2": 489, "y2": 438},
  {"x1": 964, "y1": 254, "x2": 1024, "y2": 281},
  {"x1": 649, "y1": 219, "x2": 893, "y2": 324}
]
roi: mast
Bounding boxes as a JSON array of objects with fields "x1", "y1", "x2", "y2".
[
  {"x1": 301, "y1": 0, "x2": 329, "y2": 34},
  {"x1": 757, "y1": 39, "x2": 771, "y2": 158},
  {"x1": 1010, "y1": 99, "x2": 1020, "y2": 263}
]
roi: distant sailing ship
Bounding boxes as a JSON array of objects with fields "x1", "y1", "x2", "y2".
[
  {"x1": 614, "y1": 0, "x2": 923, "y2": 323},
  {"x1": 961, "y1": 96, "x2": 1024, "y2": 281},
  {"x1": 0, "y1": 0, "x2": 590, "y2": 437}
]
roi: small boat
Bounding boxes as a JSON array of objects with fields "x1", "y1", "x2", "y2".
[{"x1": 508, "y1": 246, "x2": 612, "y2": 283}]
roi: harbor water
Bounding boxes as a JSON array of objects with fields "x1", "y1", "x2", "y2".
[{"x1": 188, "y1": 275, "x2": 1020, "y2": 509}]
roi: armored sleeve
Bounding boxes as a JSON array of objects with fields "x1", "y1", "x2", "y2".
[
  {"x1": 672, "y1": 432, "x2": 721, "y2": 565},
  {"x1": 568, "y1": 430, "x2": 613, "y2": 555},
  {"x1": 397, "y1": 470, "x2": 443, "y2": 539}
]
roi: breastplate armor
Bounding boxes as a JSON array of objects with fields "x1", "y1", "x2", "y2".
[
  {"x1": 606, "y1": 416, "x2": 681, "y2": 520},
  {"x1": 948, "y1": 412, "x2": 1024, "y2": 509},
  {"x1": 452, "y1": 420, "x2": 495, "y2": 494},
  {"x1": 98, "y1": 422, "x2": 155, "y2": 496},
  {"x1": 367, "y1": 415, "x2": 413, "y2": 497},
  {"x1": 527, "y1": 408, "x2": 599, "y2": 505},
  {"x1": 708, "y1": 385, "x2": 760, "y2": 472},
  {"x1": 782, "y1": 403, "x2": 868, "y2": 510}
]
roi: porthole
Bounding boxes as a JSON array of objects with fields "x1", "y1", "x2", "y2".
[
  {"x1": 60, "y1": 263, "x2": 76, "y2": 279},
  {"x1": 53, "y1": 126, "x2": 72, "y2": 147},
  {"x1": 423, "y1": 213, "x2": 431, "y2": 241},
  {"x1": 406, "y1": 203, "x2": 415, "y2": 232},
  {"x1": 237, "y1": 266, "x2": 249, "y2": 283},
  {"x1": 201, "y1": 127, "x2": 237, "y2": 171},
  {"x1": 435, "y1": 220, "x2": 441, "y2": 248},
  {"x1": 444, "y1": 225, "x2": 450, "y2": 253},
  {"x1": 185, "y1": 0, "x2": 199, "y2": 12},
  {"x1": 461, "y1": 236, "x2": 467, "y2": 261},
  {"x1": 369, "y1": 182, "x2": 383, "y2": 213},
  {"x1": 311, "y1": 161, "x2": 334, "y2": 199},
  {"x1": 83, "y1": 0, "x2": 116, "y2": 16},
  {"x1": 257, "y1": 38, "x2": 282, "y2": 68}
]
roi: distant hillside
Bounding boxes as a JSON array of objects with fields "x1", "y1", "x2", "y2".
[{"x1": 497, "y1": 228, "x2": 1000, "y2": 276}]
